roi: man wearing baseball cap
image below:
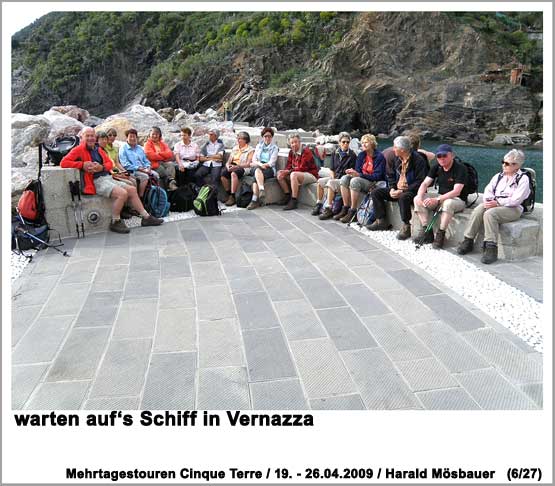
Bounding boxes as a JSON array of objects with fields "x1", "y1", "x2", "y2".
[
  {"x1": 195, "y1": 128, "x2": 225, "y2": 186},
  {"x1": 413, "y1": 144, "x2": 468, "y2": 248}
]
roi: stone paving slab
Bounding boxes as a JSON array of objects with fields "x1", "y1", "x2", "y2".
[
  {"x1": 11, "y1": 205, "x2": 543, "y2": 410},
  {"x1": 250, "y1": 379, "x2": 308, "y2": 410},
  {"x1": 141, "y1": 352, "x2": 196, "y2": 409}
]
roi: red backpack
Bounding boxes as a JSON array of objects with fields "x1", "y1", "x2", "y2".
[{"x1": 17, "y1": 180, "x2": 43, "y2": 222}]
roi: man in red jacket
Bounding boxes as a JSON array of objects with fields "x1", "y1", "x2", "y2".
[
  {"x1": 61, "y1": 127, "x2": 163, "y2": 234},
  {"x1": 277, "y1": 133, "x2": 319, "y2": 210}
]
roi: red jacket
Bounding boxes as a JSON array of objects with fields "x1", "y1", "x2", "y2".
[
  {"x1": 285, "y1": 146, "x2": 318, "y2": 178},
  {"x1": 144, "y1": 139, "x2": 174, "y2": 169},
  {"x1": 60, "y1": 143, "x2": 114, "y2": 195}
]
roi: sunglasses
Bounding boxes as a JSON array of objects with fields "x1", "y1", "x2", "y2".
[
  {"x1": 502, "y1": 161, "x2": 517, "y2": 166},
  {"x1": 108, "y1": 134, "x2": 116, "y2": 137},
  {"x1": 437, "y1": 153, "x2": 451, "y2": 159},
  {"x1": 340, "y1": 140, "x2": 350, "y2": 144}
]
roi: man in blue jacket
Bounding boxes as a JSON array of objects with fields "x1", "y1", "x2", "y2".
[{"x1": 368, "y1": 136, "x2": 428, "y2": 240}]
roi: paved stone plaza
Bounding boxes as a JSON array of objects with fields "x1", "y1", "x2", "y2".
[{"x1": 11, "y1": 206, "x2": 543, "y2": 410}]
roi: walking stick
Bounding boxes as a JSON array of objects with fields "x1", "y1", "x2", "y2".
[
  {"x1": 68, "y1": 181, "x2": 81, "y2": 238},
  {"x1": 75, "y1": 180, "x2": 85, "y2": 238}
]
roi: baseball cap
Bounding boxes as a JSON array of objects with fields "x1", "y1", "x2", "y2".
[{"x1": 435, "y1": 144, "x2": 453, "y2": 156}]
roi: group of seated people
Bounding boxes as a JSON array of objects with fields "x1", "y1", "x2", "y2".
[{"x1": 60, "y1": 125, "x2": 531, "y2": 264}]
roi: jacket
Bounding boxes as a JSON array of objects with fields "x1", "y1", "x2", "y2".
[
  {"x1": 60, "y1": 142, "x2": 114, "y2": 195},
  {"x1": 388, "y1": 150, "x2": 428, "y2": 193},
  {"x1": 144, "y1": 139, "x2": 174, "y2": 170},
  {"x1": 331, "y1": 148, "x2": 357, "y2": 178},
  {"x1": 354, "y1": 149, "x2": 386, "y2": 182},
  {"x1": 484, "y1": 170, "x2": 531, "y2": 212},
  {"x1": 285, "y1": 146, "x2": 319, "y2": 178}
]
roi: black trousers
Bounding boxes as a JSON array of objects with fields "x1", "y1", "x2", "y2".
[
  {"x1": 371, "y1": 187, "x2": 416, "y2": 224},
  {"x1": 194, "y1": 165, "x2": 222, "y2": 186}
]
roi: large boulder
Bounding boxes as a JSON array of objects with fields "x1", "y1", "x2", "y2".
[
  {"x1": 491, "y1": 133, "x2": 532, "y2": 146},
  {"x1": 11, "y1": 113, "x2": 50, "y2": 167},
  {"x1": 51, "y1": 105, "x2": 90, "y2": 122},
  {"x1": 42, "y1": 109, "x2": 85, "y2": 140},
  {"x1": 84, "y1": 115, "x2": 105, "y2": 127},
  {"x1": 157, "y1": 107, "x2": 175, "y2": 122}
]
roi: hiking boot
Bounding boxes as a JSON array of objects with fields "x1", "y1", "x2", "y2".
[
  {"x1": 120, "y1": 208, "x2": 133, "y2": 220},
  {"x1": 168, "y1": 179, "x2": 178, "y2": 191},
  {"x1": 333, "y1": 206, "x2": 349, "y2": 221},
  {"x1": 311, "y1": 203, "x2": 323, "y2": 216},
  {"x1": 247, "y1": 200, "x2": 261, "y2": 210},
  {"x1": 225, "y1": 195, "x2": 236, "y2": 206},
  {"x1": 396, "y1": 223, "x2": 411, "y2": 240},
  {"x1": 278, "y1": 192, "x2": 291, "y2": 205},
  {"x1": 481, "y1": 241, "x2": 498, "y2": 264},
  {"x1": 259, "y1": 189, "x2": 266, "y2": 204},
  {"x1": 109, "y1": 219, "x2": 130, "y2": 234},
  {"x1": 367, "y1": 219, "x2": 389, "y2": 231},
  {"x1": 412, "y1": 229, "x2": 434, "y2": 244},
  {"x1": 319, "y1": 207, "x2": 334, "y2": 220},
  {"x1": 141, "y1": 215, "x2": 164, "y2": 227},
  {"x1": 432, "y1": 229, "x2": 446, "y2": 249},
  {"x1": 457, "y1": 237, "x2": 474, "y2": 255},
  {"x1": 283, "y1": 198, "x2": 298, "y2": 211},
  {"x1": 340, "y1": 208, "x2": 356, "y2": 223}
]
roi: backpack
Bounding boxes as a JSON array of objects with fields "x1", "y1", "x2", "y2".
[
  {"x1": 42, "y1": 136, "x2": 80, "y2": 165},
  {"x1": 17, "y1": 179, "x2": 46, "y2": 223},
  {"x1": 493, "y1": 168, "x2": 536, "y2": 213},
  {"x1": 236, "y1": 180, "x2": 253, "y2": 208},
  {"x1": 460, "y1": 159, "x2": 479, "y2": 207},
  {"x1": 356, "y1": 193, "x2": 376, "y2": 226},
  {"x1": 168, "y1": 184, "x2": 196, "y2": 212},
  {"x1": 193, "y1": 184, "x2": 221, "y2": 216},
  {"x1": 143, "y1": 177, "x2": 170, "y2": 218},
  {"x1": 12, "y1": 217, "x2": 50, "y2": 251}
]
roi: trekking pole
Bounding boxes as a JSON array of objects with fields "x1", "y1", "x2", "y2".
[
  {"x1": 75, "y1": 180, "x2": 85, "y2": 238},
  {"x1": 15, "y1": 210, "x2": 69, "y2": 257},
  {"x1": 68, "y1": 181, "x2": 81, "y2": 238},
  {"x1": 414, "y1": 209, "x2": 440, "y2": 250}
]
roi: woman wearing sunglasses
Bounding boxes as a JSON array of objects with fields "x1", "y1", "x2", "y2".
[{"x1": 457, "y1": 149, "x2": 531, "y2": 264}]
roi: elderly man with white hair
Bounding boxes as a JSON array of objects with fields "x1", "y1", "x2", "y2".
[
  {"x1": 457, "y1": 149, "x2": 531, "y2": 264},
  {"x1": 367, "y1": 135, "x2": 428, "y2": 240}
]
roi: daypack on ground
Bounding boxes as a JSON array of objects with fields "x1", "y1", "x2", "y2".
[
  {"x1": 236, "y1": 180, "x2": 253, "y2": 208},
  {"x1": 493, "y1": 167, "x2": 536, "y2": 213},
  {"x1": 12, "y1": 217, "x2": 50, "y2": 251},
  {"x1": 17, "y1": 179, "x2": 46, "y2": 223},
  {"x1": 143, "y1": 177, "x2": 170, "y2": 218},
  {"x1": 193, "y1": 184, "x2": 221, "y2": 216},
  {"x1": 42, "y1": 136, "x2": 80, "y2": 165},
  {"x1": 356, "y1": 193, "x2": 376, "y2": 226},
  {"x1": 168, "y1": 184, "x2": 197, "y2": 212}
]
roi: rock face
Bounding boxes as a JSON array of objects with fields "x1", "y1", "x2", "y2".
[
  {"x1": 492, "y1": 133, "x2": 533, "y2": 145},
  {"x1": 51, "y1": 105, "x2": 90, "y2": 122}
]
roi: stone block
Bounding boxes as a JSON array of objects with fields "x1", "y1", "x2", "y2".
[
  {"x1": 289, "y1": 338, "x2": 356, "y2": 398},
  {"x1": 419, "y1": 294, "x2": 486, "y2": 332},
  {"x1": 317, "y1": 307, "x2": 378, "y2": 351},
  {"x1": 233, "y1": 291, "x2": 280, "y2": 330},
  {"x1": 197, "y1": 367, "x2": 250, "y2": 410},
  {"x1": 199, "y1": 318, "x2": 244, "y2": 368},
  {"x1": 12, "y1": 364, "x2": 48, "y2": 409},
  {"x1": 113, "y1": 300, "x2": 158, "y2": 339},
  {"x1": 336, "y1": 284, "x2": 390, "y2": 317},
  {"x1": 274, "y1": 299, "x2": 327, "y2": 341},
  {"x1": 42, "y1": 167, "x2": 113, "y2": 238},
  {"x1": 141, "y1": 352, "x2": 196, "y2": 410},
  {"x1": 310, "y1": 394, "x2": 366, "y2": 410},
  {"x1": 250, "y1": 379, "x2": 308, "y2": 410},
  {"x1": 454, "y1": 368, "x2": 537, "y2": 410},
  {"x1": 158, "y1": 277, "x2": 195, "y2": 309},
  {"x1": 297, "y1": 277, "x2": 346, "y2": 309},
  {"x1": 154, "y1": 308, "x2": 196, "y2": 353},
  {"x1": 416, "y1": 388, "x2": 480, "y2": 410},
  {"x1": 242, "y1": 327, "x2": 297, "y2": 381},
  {"x1": 261, "y1": 272, "x2": 303, "y2": 302},
  {"x1": 25, "y1": 381, "x2": 90, "y2": 410},
  {"x1": 341, "y1": 348, "x2": 421, "y2": 410},
  {"x1": 396, "y1": 357, "x2": 458, "y2": 391},
  {"x1": 12, "y1": 305, "x2": 41, "y2": 347},
  {"x1": 84, "y1": 396, "x2": 140, "y2": 410}
]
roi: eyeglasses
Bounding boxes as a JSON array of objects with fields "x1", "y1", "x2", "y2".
[
  {"x1": 436, "y1": 153, "x2": 449, "y2": 159},
  {"x1": 108, "y1": 134, "x2": 116, "y2": 137},
  {"x1": 340, "y1": 140, "x2": 350, "y2": 144},
  {"x1": 502, "y1": 161, "x2": 517, "y2": 166}
]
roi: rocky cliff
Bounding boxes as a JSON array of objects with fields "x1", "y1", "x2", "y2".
[{"x1": 12, "y1": 11, "x2": 543, "y2": 143}]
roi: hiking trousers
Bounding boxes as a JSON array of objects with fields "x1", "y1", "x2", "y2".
[
  {"x1": 371, "y1": 187, "x2": 416, "y2": 224},
  {"x1": 464, "y1": 203, "x2": 522, "y2": 244}
]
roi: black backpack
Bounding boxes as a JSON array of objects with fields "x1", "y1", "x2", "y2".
[
  {"x1": 193, "y1": 184, "x2": 221, "y2": 216},
  {"x1": 42, "y1": 135, "x2": 80, "y2": 165},
  {"x1": 169, "y1": 184, "x2": 197, "y2": 212},
  {"x1": 493, "y1": 168, "x2": 536, "y2": 213},
  {"x1": 236, "y1": 180, "x2": 253, "y2": 208},
  {"x1": 459, "y1": 158, "x2": 479, "y2": 207}
]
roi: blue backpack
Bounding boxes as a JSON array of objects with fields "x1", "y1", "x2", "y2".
[{"x1": 144, "y1": 177, "x2": 170, "y2": 218}]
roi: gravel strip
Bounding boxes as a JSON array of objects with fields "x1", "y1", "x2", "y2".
[{"x1": 349, "y1": 224, "x2": 543, "y2": 352}]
